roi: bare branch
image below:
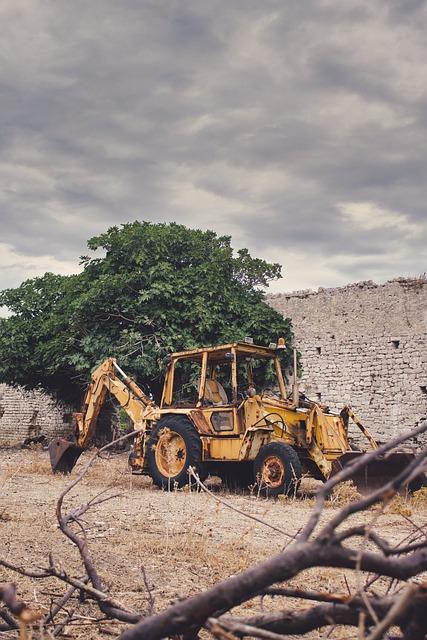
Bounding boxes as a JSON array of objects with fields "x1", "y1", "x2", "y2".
[
  {"x1": 262, "y1": 586, "x2": 353, "y2": 604},
  {"x1": 298, "y1": 420, "x2": 427, "y2": 543},
  {"x1": 210, "y1": 616, "x2": 290, "y2": 639},
  {"x1": 0, "y1": 558, "x2": 136, "y2": 614},
  {"x1": 366, "y1": 584, "x2": 415, "y2": 640},
  {"x1": 119, "y1": 426, "x2": 427, "y2": 640},
  {"x1": 0, "y1": 582, "x2": 43, "y2": 635},
  {"x1": 318, "y1": 447, "x2": 427, "y2": 543},
  {"x1": 44, "y1": 577, "x2": 88, "y2": 625},
  {"x1": 54, "y1": 429, "x2": 145, "y2": 624},
  {"x1": 188, "y1": 467, "x2": 294, "y2": 539},
  {"x1": 140, "y1": 566, "x2": 155, "y2": 616}
]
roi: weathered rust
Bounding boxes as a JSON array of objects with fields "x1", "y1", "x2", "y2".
[
  {"x1": 239, "y1": 429, "x2": 272, "y2": 461},
  {"x1": 189, "y1": 410, "x2": 212, "y2": 435},
  {"x1": 261, "y1": 454, "x2": 285, "y2": 488},
  {"x1": 49, "y1": 438, "x2": 83, "y2": 474},
  {"x1": 331, "y1": 450, "x2": 426, "y2": 492}
]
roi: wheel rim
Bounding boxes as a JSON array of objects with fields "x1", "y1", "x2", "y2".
[
  {"x1": 155, "y1": 428, "x2": 187, "y2": 478},
  {"x1": 262, "y1": 455, "x2": 285, "y2": 488}
]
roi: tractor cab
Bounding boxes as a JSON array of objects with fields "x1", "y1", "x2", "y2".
[
  {"x1": 161, "y1": 341, "x2": 289, "y2": 411},
  {"x1": 156, "y1": 341, "x2": 293, "y2": 461}
]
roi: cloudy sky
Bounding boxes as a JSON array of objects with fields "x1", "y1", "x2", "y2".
[{"x1": 1, "y1": 0, "x2": 426, "y2": 297}]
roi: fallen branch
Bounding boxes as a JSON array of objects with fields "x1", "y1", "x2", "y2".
[
  {"x1": 0, "y1": 582, "x2": 43, "y2": 636},
  {"x1": 187, "y1": 467, "x2": 293, "y2": 539},
  {"x1": 54, "y1": 429, "x2": 144, "y2": 624},
  {"x1": 3, "y1": 421, "x2": 427, "y2": 639},
  {"x1": 119, "y1": 421, "x2": 427, "y2": 640}
]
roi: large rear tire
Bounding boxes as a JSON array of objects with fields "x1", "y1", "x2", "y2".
[
  {"x1": 254, "y1": 441, "x2": 302, "y2": 497},
  {"x1": 147, "y1": 415, "x2": 206, "y2": 490}
]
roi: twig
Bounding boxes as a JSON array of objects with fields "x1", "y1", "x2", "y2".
[
  {"x1": 212, "y1": 616, "x2": 290, "y2": 639},
  {"x1": 365, "y1": 584, "x2": 414, "y2": 640},
  {"x1": 298, "y1": 420, "x2": 427, "y2": 543},
  {"x1": 44, "y1": 577, "x2": 88, "y2": 624},
  {"x1": 188, "y1": 467, "x2": 294, "y2": 539},
  {"x1": 263, "y1": 586, "x2": 351, "y2": 604},
  {"x1": 140, "y1": 566, "x2": 155, "y2": 615}
]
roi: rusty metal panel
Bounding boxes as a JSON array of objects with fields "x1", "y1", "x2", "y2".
[
  {"x1": 331, "y1": 450, "x2": 426, "y2": 492},
  {"x1": 238, "y1": 429, "x2": 273, "y2": 461},
  {"x1": 188, "y1": 409, "x2": 212, "y2": 435},
  {"x1": 200, "y1": 436, "x2": 211, "y2": 459},
  {"x1": 206, "y1": 437, "x2": 242, "y2": 460},
  {"x1": 49, "y1": 439, "x2": 83, "y2": 473}
]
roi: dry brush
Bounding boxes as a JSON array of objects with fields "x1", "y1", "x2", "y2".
[{"x1": 1, "y1": 422, "x2": 427, "y2": 640}]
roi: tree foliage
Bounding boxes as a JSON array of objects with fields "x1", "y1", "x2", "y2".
[{"x1": 0, "y1": 221, "x2": 292, "y2": 403}]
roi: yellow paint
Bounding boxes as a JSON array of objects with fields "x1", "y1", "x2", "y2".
[
  {"x1": 60, "y1": 341, "x2": 377, "y2": 483},
  {"x1": 205, "y1": 437, "x2": 242, "y2": 460}
]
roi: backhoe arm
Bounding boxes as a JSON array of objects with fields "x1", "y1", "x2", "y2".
[
  {"x1": 49, "y1": 358, "x2": 159, "y2": 473},
  {"x1": 340, "y1": 405, "x2": 378, "y2": 450},
  {"x1": 74, "y1": 357, "x2": 158, "y2": 448}
]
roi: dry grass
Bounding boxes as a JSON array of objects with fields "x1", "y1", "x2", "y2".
[
  {"x1": 411, "y1": 486, "x2": 427, "y2": 509},
  {"x1": 384, "y1": 488, "x2": 427, "y2": 517},
  {"x1": 0, "y1": 439, "x2": 23, "y2": 449},
  {"x1": 326, "y1": 480, "x2": 362, "y2": 508},
  {"x1": 0, "y1": 469, "x2": 18, "y2": 491},
  {"x1": 386, "y1": 494, "x2": 412, "y2": 516},
  {"x1": 1, "y1": 448, "x2": 426, "y2": 640},
  {"x1": 20, "y1": 456, "x2": 52, "y2": 475},
  {"x1": 81, "y1": 453, "x2": 154, "y2": 491},
  {"x1": 18, "y1": 451, "x2": 149, "y2": 488}
]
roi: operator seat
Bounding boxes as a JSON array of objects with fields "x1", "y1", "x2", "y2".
[{"x1": 204, "y1": 379, "x2": 228, "y2": 405}]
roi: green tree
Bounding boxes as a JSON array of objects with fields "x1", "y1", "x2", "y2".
[{"x1": 0, "y1": 222, "x2": 292, "y2": 404}]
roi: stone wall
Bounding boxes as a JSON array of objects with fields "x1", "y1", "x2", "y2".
[
  {"x1": 268, "y1": 277, "x2": 427, "y2": 445},
  {"x1": 0, "y1": 384, "x2": 73, "y2": 443}
]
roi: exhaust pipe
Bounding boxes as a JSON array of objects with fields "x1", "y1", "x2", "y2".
[{"x1": 292, "y1": 347, "x2": 299, "y2": 407}]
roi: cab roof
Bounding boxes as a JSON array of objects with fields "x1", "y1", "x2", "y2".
[{"x1": 170, "y1": 342, "x2": 279, "y2": 362}]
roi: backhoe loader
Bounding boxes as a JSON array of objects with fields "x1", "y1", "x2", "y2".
[{"x1": 49, "y1": 340, "x2": 425, "y2": 495}]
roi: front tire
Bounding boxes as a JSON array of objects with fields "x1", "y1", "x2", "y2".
[
  {"x1": 254, "y1": 441, "x2": 302, "y2": 497},
  {"x1": 147, "y1": 415, "x2": 206, "y2": 490}
]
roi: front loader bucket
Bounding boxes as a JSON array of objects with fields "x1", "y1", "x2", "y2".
[
  {"x1": 331, "y1": 450, "x2": 426, "y2": 493},
  {"x1": 49, "y1": 438, "x2": 83, "y2": 474}
]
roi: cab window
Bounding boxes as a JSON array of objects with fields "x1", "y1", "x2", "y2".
[
  {"x1": 204, "y1": 358, "x2": 232, "y2": 406},
  {"x1": 237, "y1": 357, "x2": 281, "y2": 397},
  {"x1": 171, "y1": 359, "x2": 201, "y2": 406}
]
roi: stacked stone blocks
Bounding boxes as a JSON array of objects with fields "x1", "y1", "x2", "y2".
[
  {"x1": 0, "y1": 384, "x2": 72, "y2": 442},
  {"x1": 268, "y1": 277, "x2": 427, "y2": 445}
]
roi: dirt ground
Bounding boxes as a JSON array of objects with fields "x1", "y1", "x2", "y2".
[{"x1": 1, "y1": 446, "x2": 426, "y2": 639}]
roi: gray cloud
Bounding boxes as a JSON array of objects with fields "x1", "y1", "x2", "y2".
[{"x1": 0, "y1": 0, "x2": 426, "y2": 293}]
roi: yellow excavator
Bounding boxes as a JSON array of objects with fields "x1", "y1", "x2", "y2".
[{"x1": 49, "y1": 340, "x2": 424, "y2": 495}]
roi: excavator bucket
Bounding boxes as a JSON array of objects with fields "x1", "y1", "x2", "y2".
[
  {"x1": 49, "y1": 438, "x2": 84, "y2": 474},
  {"x1": 331, "y1": 450, "x2": 426, "y2": 493}
]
